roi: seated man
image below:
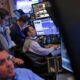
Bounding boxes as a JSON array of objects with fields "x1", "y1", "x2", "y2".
[
  {"x1": 0, "y1": 48, "x2": 44, "y2": 80},
  {"x1": 23, "y1": 25, "x2": 61, "y2": 56}
]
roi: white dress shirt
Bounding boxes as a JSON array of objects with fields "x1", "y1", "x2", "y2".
[
  {"x1": 29, "y1": 40, "x2": 55, "y2": 56},
  {"x1": 23, "y1": 38, "x2": 61, "y2": 56}
]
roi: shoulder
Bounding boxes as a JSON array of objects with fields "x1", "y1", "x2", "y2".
[
  {"x1": 15, "y1": 68, "x2": 32, "y2": 73},
  {"x1": 24, "y1": 38, "x2": 33, "y2": 44},
  {"x1": 31, "y1": 40, "x2": 39, "y2": 45},
  {"x1": 11, "y1": 24, "x2": 19, "y2": 30},
  {"x1": 15, "y1": 68, "x2": 34, "y2": 79},
  {"x1": 15, "y1": 68, "x2": 44, "y2": 80},
  {"x1": 15, "y1": 68, "x2": 36, "y2": 76}
]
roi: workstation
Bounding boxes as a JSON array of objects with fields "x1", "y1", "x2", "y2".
[{"x1": 0, "y1": 0, "x2": 78, "y2": 80}]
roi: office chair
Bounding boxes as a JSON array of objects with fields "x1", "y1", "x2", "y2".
[{"x1": 14, "y1": 50, "x2": 60, "y2": 80}]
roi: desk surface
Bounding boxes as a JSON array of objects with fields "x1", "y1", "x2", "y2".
[{"x1": 44, "y1": 44, "x2": 60, "y2": 48}]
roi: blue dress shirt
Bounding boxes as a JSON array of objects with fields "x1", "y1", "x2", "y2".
[{"x1": 13, "y1": 68, "x2": 44, "y2": 80}]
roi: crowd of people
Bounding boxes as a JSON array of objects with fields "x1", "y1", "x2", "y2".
[{"x1": 0, "y1": 8, "x2": 61, "y2": 80}]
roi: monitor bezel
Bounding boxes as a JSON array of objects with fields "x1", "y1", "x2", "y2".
[
  {"x1": 32, "y1": 1, "x2": 49, "y2": 19},
  {"x1": 33, "y1": 17, "x2": 59, "y2": 36}
]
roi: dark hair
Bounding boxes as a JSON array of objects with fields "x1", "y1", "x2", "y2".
[
  {"x1": 18, "y1": 15, "x2": 28, "y2": 23},
  {"x1": 23, "y1": 25, "x2": 35, "y2": 37},
  {"x1": 17, "y1": 9, "x2": 25, "y2": 16},
  {"x1": 0, "y1": 8, "x2": 9, "y2": 19},
  {"x1": 23, "y1": 26, "x2": 30, "y2": 37}
]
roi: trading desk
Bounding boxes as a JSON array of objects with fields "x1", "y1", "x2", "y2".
[{"x1": 37, "y1": 34, "x2": 60, "y2": 47}]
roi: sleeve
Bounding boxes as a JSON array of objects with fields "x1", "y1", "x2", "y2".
[
  {"x1": 29, "y1": 41, "x2": 55, "y2": 56},
  {"x1": 15, "y1": 68, "x2": 44, "y2": 80},
  {"x1": 0, "y1": 33, "x2": 9, "y2": 50},
  {"x1": 0, "y1": 26, "x2": 4, "y2": 33},
  {"x1": 51, "y1": 48, "x2": 61, "y2": 56},
  {"x1": 5, "y1": 28, "x2": 16, "y2": 48},
  {"x1": 23, "y1": 69, "x2": 44, "y2": 80}
]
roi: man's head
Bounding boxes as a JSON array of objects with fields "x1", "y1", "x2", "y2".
[
  {"x1": 0, "y1": 8, "x2": 9, "y2": 24},
  {"x1": 17, "y1": 15, "x2": 28, "y2": 27},
  {"x1": 0, "y1": 48, "x2": 15, "y2": 80},
  {"x1": 23, "y1": 25, "x2": 37, "y2": 38}
]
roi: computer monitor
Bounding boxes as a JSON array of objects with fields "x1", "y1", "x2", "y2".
[
  {"x1": 61, "y1": 39, "x2": 73, "y2": 72},
  {"x1": 33, "y1": 17, "x2": 59, "y2": 35},
  {"x1": 48, "y1": 0, "x2": 80, "y2": 79},
  {"x1": 32, "y1": 2, "x2": 49, "y2": 19}
]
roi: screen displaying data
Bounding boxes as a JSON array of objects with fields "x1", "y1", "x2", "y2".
[
  {"x1": 61, "y1": 40, "x2": 73, "y2": 72},
  {"x1": 33, "y1": 18, "x2": 59, "y2": 35},
  {"x1": 32, "y1": 2, "x2": 49, "y2": 19}
]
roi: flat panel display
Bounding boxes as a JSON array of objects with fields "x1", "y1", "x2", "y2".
[
  {"x1": 61, "y1": 40, "x2": 73, "y2": 72},
  {"x1": 32, "y1": 2, "x2": 49, "y2": 19},
  {"x1": 33, "y1": 18, "x2": 59, "y2": 35}
]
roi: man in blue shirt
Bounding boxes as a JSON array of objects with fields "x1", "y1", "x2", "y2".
[
  {"x1": 0, "y1": 8, "x2": 15, "y2": 50},
  {"x1": 0, "y1": 8, "x2": 25, "y2": 66},
  {"x1": 0, "y1": 48, "x2": 44, "y2": 80}
]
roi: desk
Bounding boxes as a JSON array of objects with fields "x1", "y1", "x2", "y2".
[
  {"x1": 40, "y1": 72, "x2": 56, "y2": 80},
  {"x1": 47, "y1": 56, "x2": 62, "y2": 73},
  {"x1": 40, "y1": 56, "x2": 62, "y2": 80},
  {"x1": 44, "y1": 44, "x2": 60, "y2": 48}
]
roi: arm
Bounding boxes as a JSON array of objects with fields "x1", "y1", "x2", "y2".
[
  {"x1": 0, "y1": 33, "x2": 9, "y2": 50},
  {"x1": 29, "y1": 41, "x2": 55, "y2": 56},
  {"x1": 10, "y1": 55, "x2": 24, "y2": 65}
]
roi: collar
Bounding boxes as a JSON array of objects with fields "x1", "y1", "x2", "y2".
[{"x1": 26, "y1": 36, "x2": 37, "y2": 40}]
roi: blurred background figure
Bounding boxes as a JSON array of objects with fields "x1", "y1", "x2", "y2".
[
  {"x1": 0, "y1": 8, "x2": 16, "y2": 51},
  {"x1": 10, "y1": 15, "x2": 28, "y2": 48}
]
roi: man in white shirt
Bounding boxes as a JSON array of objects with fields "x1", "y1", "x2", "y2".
[{"x1": 23, "y1": 25, "x2": 60, "y2": 56}]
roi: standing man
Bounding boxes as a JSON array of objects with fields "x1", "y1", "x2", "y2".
[
  {"x1": 0, "y1": 8, "x2": 25, "y2": 65},
  {"x1": 10, "y1": 15, "x2": 28, "y2": 47}
]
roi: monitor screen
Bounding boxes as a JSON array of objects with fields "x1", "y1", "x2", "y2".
[
  {"x1": 33, "y1": 18, "x2": 59, "y2": 35},
  {"x1": 61, "y1": 39, "x2": 73, "y2": 72},
  {"x1": 32, "y1": 2, "x2": 49, "y2": 19},
  {"x1": 16, "y1": 0, "x2": 39, "y2": 13}
]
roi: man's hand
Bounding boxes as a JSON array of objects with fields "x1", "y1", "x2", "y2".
[
  {"x1": 44, "y1": 44, "x2": 60, "y2": 49},
  {"x1": 52, "y1": 44, "x2": 60, "y2": 49},
  {"x1": 12, "y1": 57, "x2": 24, "y2": 65}
]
